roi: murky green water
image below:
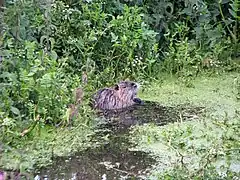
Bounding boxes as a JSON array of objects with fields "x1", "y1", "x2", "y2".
[
  {"x1": 34, "y1": 101, "x2": 204, "y2": 180},
  {"x1": 1, "y1": 73, "x2": 239, "y2": 179}
]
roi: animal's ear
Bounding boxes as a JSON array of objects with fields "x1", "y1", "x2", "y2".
[{"x1": 114, "y1": 84, "x2": 119, "y2": 90}]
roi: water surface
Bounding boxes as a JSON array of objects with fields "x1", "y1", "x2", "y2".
[{"x1": 34, "y1": 101, "x2": 204, "y2": 180}]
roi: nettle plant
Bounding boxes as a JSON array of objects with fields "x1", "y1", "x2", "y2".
[
  {"x1": 50, "y1": 1, "x2": 159, "y2": 82},
  {"x1": 0, "y1": 39, "x2": 80, "y2": 133}
]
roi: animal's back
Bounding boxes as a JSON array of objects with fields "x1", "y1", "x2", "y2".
[
  {"x1": 93, "y1": 88, "x2": 119, "y2": 110},
  {"x1": 92, "y1": 81, "x2": 142, "y2": 110}
]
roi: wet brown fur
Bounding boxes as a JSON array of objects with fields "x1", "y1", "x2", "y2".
[{"x1": 92, "y1": 81, "x2": 141, "y2": 110}]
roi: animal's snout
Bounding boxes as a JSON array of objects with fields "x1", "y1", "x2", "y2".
[{"x1": 131, "y1": 82, "x2": 138, "y2": 88}]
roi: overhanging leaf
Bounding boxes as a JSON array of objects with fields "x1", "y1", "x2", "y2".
[
  {"x1": 10, "y1": 106, "x2": 20, "y2": 116},
  {"x1": 50, "y1": 51, "x2": 58, "y2": 61}
]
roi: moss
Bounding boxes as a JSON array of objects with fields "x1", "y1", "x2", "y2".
[
  {"x1": 130, "y1": 72, "x2": 240, "y2": 178},
  {"x1": 139, "y1": 72, "x2": 240, "y2": 117}
]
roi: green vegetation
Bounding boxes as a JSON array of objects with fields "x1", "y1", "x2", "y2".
[
  {"x1": 130, "y1": 72, "x2": 240, "y2": 179},
  {"x1": 0, "y1": 0, "x2": 239, "y2": 178}
]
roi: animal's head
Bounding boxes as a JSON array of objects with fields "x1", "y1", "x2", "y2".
[{"x1": 113, "y1": 81, "x2": 140, "y2": 100}]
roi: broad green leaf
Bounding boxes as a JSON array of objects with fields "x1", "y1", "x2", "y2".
[
  {"x1": 0, "y1": 72, "x2": 17, "y2": 82},
  {"x1": 221, "y1": 0, "x2": 231, "y2": 4},
  {"x1": 49, "y1": 38, "x2": 55, "y2": 50},
  {"x1": 229, "y1": 9, "x2": 237, "y2": 18},
  {"x1": 110, "y1": 32, "x2": 118, "y2": 42},
  {"x1": 50, "y1": 51, "x2": 58, "y2": 61},
  {"x1": 27, "y1": 72, "x2": 35, "y2": 77},
  {"x1": 10, "y1": 106, "x2": 20, "y2": 115},
  {"x1": 0, "y1": 50, "x2": 10, "y2": 57}
]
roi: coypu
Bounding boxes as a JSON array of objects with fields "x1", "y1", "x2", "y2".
[{"x1": 92, "y1": 81, "x2": 144, "y2": 110}]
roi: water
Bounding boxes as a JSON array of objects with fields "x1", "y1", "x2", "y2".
[
  {"x1": 34, "y1": 135, "x2": 154, "y2": 180},
  {"x1": 34, "y1": 101, "x2": 204, "y2": 180}
]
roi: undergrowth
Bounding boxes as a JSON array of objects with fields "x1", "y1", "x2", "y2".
[{"x1": 0, "y1": 0, "x2": 239, "y2": 178}]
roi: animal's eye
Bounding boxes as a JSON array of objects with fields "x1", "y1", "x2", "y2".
[{"x1": 131, "y1": 83, "x2": 135, "y2": 86}]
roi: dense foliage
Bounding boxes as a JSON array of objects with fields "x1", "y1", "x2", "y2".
[{"x1": 0, "y1": 0, "x2": 239, "y2": 178}]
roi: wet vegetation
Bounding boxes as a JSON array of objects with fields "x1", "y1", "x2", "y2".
[
  {"x1": 131, "y1": 73, "x2": 240, "y2": 179},
  {"x1": 0, "y1": 0, "x2": 240, "y2": 179},
  {"x1": 34, "y1": 102, "x2": 204, "y2": 179}
]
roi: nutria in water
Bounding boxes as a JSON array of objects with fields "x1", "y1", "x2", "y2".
[{"x1": 92, "y1": 81, "x2": 143, "y2": 110}]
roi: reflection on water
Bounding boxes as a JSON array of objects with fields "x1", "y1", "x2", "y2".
[
  {"x1": 35, "y1": 136, "x2": 154, "y2": 180},
  {"x1": 34, "y1": 101, "x2": 204, "y2": 180},
  {"x1": 99, "y1": 101, "x2": 204, "y2": 130}
]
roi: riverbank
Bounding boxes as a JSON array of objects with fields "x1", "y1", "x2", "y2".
[
  {"x1": 130, "y1": 71, "x2": 240, "y2": 179},
  {"x1": 1, "y1": 72, "x2": 239, "y2": 179}
]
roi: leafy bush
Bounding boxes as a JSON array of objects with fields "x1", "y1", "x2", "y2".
[
  {"x1": 0, "y1": 0, "x2": 159, "y2": 145},
  {"x1": 0, "y1": 0, "x2": 240, "y2": 176},
  {"x1": 103, "y1": 0, "x2": 239, "y2": 62},
  {"x1": 50, "y1": 1, "x2": 159, "y2": 80},
  {"x1": 160, "y1": 22, "x2": 233, "y2": 76},
  {"x1": 0, "y1": 39, "x2": 82, "y2": 140}
]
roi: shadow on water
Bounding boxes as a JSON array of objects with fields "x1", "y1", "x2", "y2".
[
  {"x1": 34, "y1": 101, "x2": 205, "y2": 180},
  {"x1": 98, "y1": 101, "x2": 204, "y2": 133}
]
